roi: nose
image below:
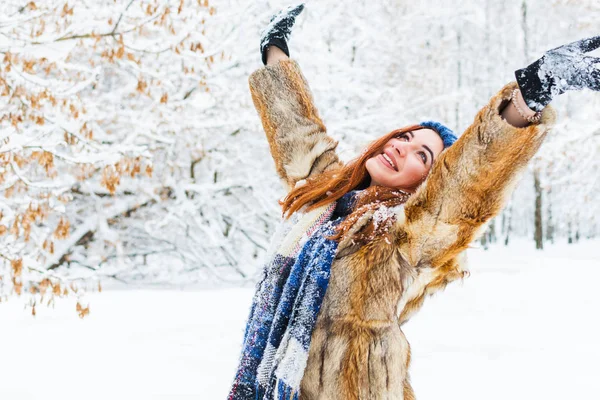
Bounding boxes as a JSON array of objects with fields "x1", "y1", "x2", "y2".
[{"x1": 391, "y1": 141, "x2": 407, "y2": 158}]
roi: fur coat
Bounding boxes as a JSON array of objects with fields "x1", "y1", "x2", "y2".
[{"x1": 247, "y1": 59, "x2": 557, "y2": 399}]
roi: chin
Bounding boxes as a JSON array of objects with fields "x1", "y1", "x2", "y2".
[{"x1": 366, "y1": 157, "x2": 395, "y2": 188}]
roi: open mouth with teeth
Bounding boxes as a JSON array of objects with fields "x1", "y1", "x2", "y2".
[{"x1": 379, "y1": 152, "x2": 397, "y2": 171}]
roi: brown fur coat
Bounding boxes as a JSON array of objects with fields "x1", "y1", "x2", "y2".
[{"x1": 248, "y1": 59, "x2": 556, "y2": 400}]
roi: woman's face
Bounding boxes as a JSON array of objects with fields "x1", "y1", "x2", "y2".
[{"x1": 365, "y1": 128, "x2": 444, "y2": 191}]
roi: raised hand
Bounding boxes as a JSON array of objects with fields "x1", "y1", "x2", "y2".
[
  {"x1": 259, "y1": 3, "x2": 305, "y2": 65},
  {"x1": 515, "y1": 35, "x2": 600, "y2": 112}
]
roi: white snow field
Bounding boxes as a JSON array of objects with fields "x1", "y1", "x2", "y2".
[{"x1": 2, "y1": 238, "x2": 599, "y2": 400}]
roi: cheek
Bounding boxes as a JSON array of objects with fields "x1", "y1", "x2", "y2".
[
  {"x1": 365, "y1": 157, "x2": 377, "y2": 174},
  {"x1": 403, "y1": 161, "x2": 428, "y2": 183}
]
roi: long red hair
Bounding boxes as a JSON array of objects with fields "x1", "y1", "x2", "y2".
[{"x1": 280, "y1": 124, "x2": 430, "y2": 246}]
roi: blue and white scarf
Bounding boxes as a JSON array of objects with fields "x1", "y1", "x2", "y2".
[{"x1": 228, "y1": 190, "x2": 360, "y2": 400}]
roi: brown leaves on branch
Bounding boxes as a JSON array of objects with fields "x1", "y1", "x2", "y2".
[
  {"x1": 99, "y1": 157, "x2": 153, "y2": 195},
  {"x1": 31, "y1": 19, "x2": 46, "y2": 38},
  {"x1": 100, "y1": 165, "x2": 120, "y2": 194},
  {"x1": 80, "y1": 122, "x2": 93, "y2": 140},
  {"x1": 69, "y1": 104, "x2": 79, "y2": 119},
  {"x1": 54, "y1": 217, "x2": 70, "y2": 240},
  {"x1": 32, "y1": 151, "x2": 55, "y2": 174},
  {"x1": 1, "y1": 0, "x2": 222, "y2": 315},
  {"x1": 136, "y1": 78, "x2": 148, "y2": 94},
  {"x1": 145, "y1": 3, "x2": 160, "y2": 16},
  {"x1": 75, "y1": 163, "x2": 96, "y2": 181},
  {"x1": 100, "y1": 35, "x2": 140, "y2": 64},
  {"x1": 7, "y1": 113, "x2": 24, "y2": 128},
  {"x1": 43, "y1": 238, "x2": 55, "y2": 254},
  {"x1": 63, "y1": 131, "x2": 77, "y2": 145},
  {"x1": 24, "y1": 278, "x2": 77, "y2": 316},
  {"x1": 76, "y1": 302, "x2": 90, "y2": 318},
  {"x1": 190, "y1": 42, "x2": 204, "y2": 53},
  {"x1": 11, "y1": 259, "x2": 23, "y2": 276},
  {"x1": 61, "y1": 3, "x2": 74, "y2": 18},
  {"x1": 21, "y1": 202, "x2": 49, "y2": 242},
  {"x1": 10, "y1": 216, "x2": 20, "y2": 237},
  {"x1": 11, "y1": 259, "x2": 23, "y2": 296}
]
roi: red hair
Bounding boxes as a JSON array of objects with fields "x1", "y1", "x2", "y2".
[{"x1": 280, "y1": 125, "x2": 430, "y2": 247}]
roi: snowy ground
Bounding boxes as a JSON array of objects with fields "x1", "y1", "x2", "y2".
[{"x1": 2, "y1": 238, "x2": 599, "y2": 400}]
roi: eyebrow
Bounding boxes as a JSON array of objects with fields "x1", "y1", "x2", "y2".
[
  {"x1": 423, "y1": 145, "x2": 435, "y2": 165},
  {"x1": 408, "y1": 131, "x2": 435, "y2": 165}
]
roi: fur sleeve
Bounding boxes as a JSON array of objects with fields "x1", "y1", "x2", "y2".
[
  {"x1": 248, "y1": 59, "x2": 343, "y2": 192},
  {"x1": 398, "y1": 81, "x2": 557, "y2": 269}
]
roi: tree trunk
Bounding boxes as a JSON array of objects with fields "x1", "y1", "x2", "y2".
[
  {"x1": 545, "y1": 187, "x2": 554, "y2": 243},
  {"x1": 503, "y1": 206, "x2": 512, "y2": 246},
  {"x1": 534, "y1": 169, "x2": 544, "y2": 250},
  {"x1": 522, "y1": 0, "x2": 544, "y2": 250}
]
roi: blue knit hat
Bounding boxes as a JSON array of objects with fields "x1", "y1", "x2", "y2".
[{"x1": 419, "y1": 120, "x2": 457, "y2": 149}]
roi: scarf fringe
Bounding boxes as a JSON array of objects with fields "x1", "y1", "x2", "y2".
[
  {"x1": 276, "y1": 379, "x2": 298, "y2": 400},
  {"x1": 253, "y1": 379, "x2": 298, "y2": 400}
]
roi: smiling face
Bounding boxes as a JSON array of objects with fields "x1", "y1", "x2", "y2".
[{"x1": 365, "y1": 128, "x2": 444, "y2": 192}]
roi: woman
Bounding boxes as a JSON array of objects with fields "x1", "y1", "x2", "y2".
[{"x1": 229, "y1": 4, "x2": 600, "y2": 400}]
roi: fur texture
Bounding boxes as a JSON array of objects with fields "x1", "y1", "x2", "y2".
[
  {"x1": 249, "y1": 60, "x2": 343, "y2": 192},
  {"x1": 248, "y1": 59, "x2": 557, "y2": 399}
]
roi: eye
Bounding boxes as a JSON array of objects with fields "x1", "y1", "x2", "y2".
[
  {"x1": 419, "y1": 151, "x2": 427, "y2": 164},
  {"x1": 396, "y1": 133, "x2": 409, "y2": 141}
]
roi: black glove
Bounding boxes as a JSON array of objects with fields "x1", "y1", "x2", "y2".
[
  {"x1": 259, "y1": 3, "x2": 305, "y2": 66},
  {"x1": 515, "y1": 35, "x2": 600, "y2": 112}
]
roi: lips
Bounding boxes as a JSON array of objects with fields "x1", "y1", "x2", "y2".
[
  {"x1": 383, "y1": 149, "x2": 399, "y2": 171},
  {"x1": 378, "y1": 154, "x2": 396, "y2": 171}
]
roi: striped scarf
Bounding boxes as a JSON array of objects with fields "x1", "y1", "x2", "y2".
[{"x1": 228, "y1": 190, "x2": 360, "y2": 400}]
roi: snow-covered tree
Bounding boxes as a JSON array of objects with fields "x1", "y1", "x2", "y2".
[
  {"x1": 0, "y1": 0, "x2": 232, "y2": 313},
  {"x1": 1, "y1": 0, "x2": 598, "y2": 314}
]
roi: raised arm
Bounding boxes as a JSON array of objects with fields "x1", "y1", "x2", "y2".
[
  {"x1": 249, "y1": 4, "x2": 342, "y2": 193},
  {"x1": 397, "y1": 35, "x2": 599, "y2": 270},
  {"x1": 248, "y1": 56, "x2": 342, "y2": 193},
  {"x1": 398, "y1": 81, "x2": 556, "y2": 269}
]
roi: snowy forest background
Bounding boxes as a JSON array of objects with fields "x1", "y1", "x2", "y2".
[{"x1": 1, "y1": 0, "x2": 599, "y2": 309}]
